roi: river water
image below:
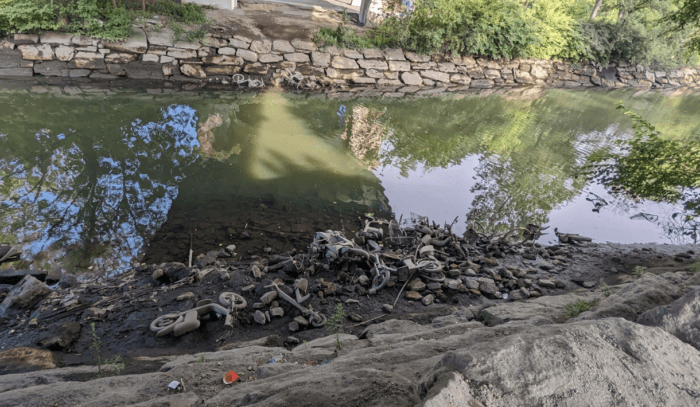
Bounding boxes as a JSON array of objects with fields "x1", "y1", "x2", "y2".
[{"x1": 1, "y1": 83, "x2": 698, "y2": 273}]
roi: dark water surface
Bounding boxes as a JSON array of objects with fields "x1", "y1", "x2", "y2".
[{"x1": 1, "y1": 84, "x2": 699, "y2": 273}]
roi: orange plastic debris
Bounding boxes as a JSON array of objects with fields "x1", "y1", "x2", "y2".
[{"x1": 223, "y1": 371, "x2": 239, "y2": 385}]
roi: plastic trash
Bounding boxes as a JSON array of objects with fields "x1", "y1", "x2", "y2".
[
  {"x1": 268, "y1": 358, "x2": 276, "y2": 364},
  {"x1": 321, "y1": 359, "x2": 332, "y2": 365},
  {"x1": 223, "y1": 371, "x2": 239, "y2": 385},
  {"x1": 168, "y1": 381, "x2": 180, "y2": 390}
]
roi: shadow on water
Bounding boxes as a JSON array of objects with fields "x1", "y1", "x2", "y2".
[{"x1": 0, "y1": 84, "x2": 698, "y2": 275}]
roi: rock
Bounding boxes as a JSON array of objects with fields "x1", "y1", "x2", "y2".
[
  {"x1": 554, "y1": 280, "x2": 566, "y2": 289},
  {"x1": 422, "y1": 294, "x2": 435, "y2": 306},
  {"x1": 291, "y1": 39, "x2": 316, "y2": 52},
  {"x1": 331, "y1": 56, "x2": 359, "y2": 70},
  {"x1": 41, "y1": 33, "x2": 72, "y2": 46},
  {"x1": 250, "y1": 40, "x2": 272, "y2": 54},
  {"x1": 260, "y1": 291, "x2": 277, "y2": 305},
  {"x1": 58, "y1": 274, "x2": 78, "y2": 289},
  {"x1": 450, "y1": 74, "x2": 471, "y2": 85},
  {"x1": 427, "y1": 283, "x2": 441, "y2": 291},
  {"x1": 539, "y1": 262, "x2": 555, "y2": 270},
  {"x1": 18, "y1": 44, "x2": 54, "y2": 61},
  {"x1": 582, "y1": 281, "x2": 596, "y2": 288},
  {"x1": 168, "y1": 48, "x2": 197, "y2": 59},
  {"x1": 146, "y1": 28, "x2": 174, "y2": 47},
  {"x1": 288, "y1": 321, "x2": 299, "y2": 332},
  {"x1": 470, "y1": 79, "x2": 495, "y2": 89},
  {"x1": 423, "y1": 371, "x2": 481, "y2": 407},
  {"x1": 272, "y1": 40, "x2": 294, "y2": 53},
  {"x1": 270, "y1": 307, "x2": 284, "y2": 317},
  {"x1": 358, "y1": 275, "x2": 369, "y2": 286},
  {"x1": 311, "y1": 51, "x2": 331, "y2": 68},
  {"x1": 180, "y1": 63, "x2": 206, "y2": 79},
  {"x1": 151, "y1": 269, "x2": 164, "y2": 280},
  {"x1": 243, "y1": 63, "x2": 268, "y2": 75},
  {"x1": 384, "y1": 49, "x2": 406, "y2": 60},
  {"x1": 72, "y1": 52, "x2": 105, "y2": 69},
  {"x1": 538, "y1": 279, "x2": 556, "y2": 288},
  {"x1": 0, "y1": 347, "x2": 57, "y2": 375},
  {"x1": 358, "y1": 59, "x2": 388, "y2": 70},
  {"x1": 478, "y1": 280, "x2": 498, "y2": 296},
  {"x1": 447, "y1": 279, "x2": 461, "y2": 291},
  {"x1": 103, "y1": 28, "x2": 148, "y2": 53},
  {"x1": 0, "y1": 269, "x2": 48, "y2": 285},
  {"x1": 388, "y1": 61, "x2": 411, "y2": 71},
  {"x1": 14, "y1": 34, "x2": 39, "y2": 44},
  {"x1": 105, "y1": 52, "x2": 138, "y2": 64},
  {"x1": 638, "y1": 286, "x2": 700, "y2": 350},
  {"x1": 37, "y1": 322, "x2": 81, "y2": 350},
  {"x1": 177, "y1": 292, "x2": 195, "y2": 301},
  {"x1": 574, "y1": 272, "x2": 686, "y2": 322},
  {"x1": 0, "y1": 276, "x2": 50, "y2": 318},
  {"x1": 124, "y1": 61, "x2": 165, "y2": 80},
  {"x1": 218, "y1": 47, "x2": 237, "y2": 55},
  {"x1": 284, "y1": 53, "x2": 310, "y2": 63},
  {"x1": 405, "y1": 291, "x2": 422, "y2": 300},
  {"x1": 142, "y1": 54, "x2": 159, "y2": 63},
  {"x1": 259, "y1": 53, "x2": 283, "y2": 63},
  {"x1": 349, "y1": 313, "x2": 363, "y2": 322},
  {"x1": 382, "y1": 304, "x2": 393, "y2": 313},
  {"x1": 285, "y1": 336, "x2": 300, "y2": 345},
  {"x1": 409, "y1": 279, "x2": 426, "y2": 291},
  {"x1": 45, "y1": 268, "x2": 62, "y2": 285},
  {"x1": 254, "y1": 310, "x2": 267, "y2": 325},
  {"x1": 294, "y1": 316, "x2": 309, "y2": 327},
  {"x1": 54, "y1": 46, "x2": 75, "y2": 62},
  {"x1": 202, "y1": 55, "x2": 244, "y2": 66},
  {"x1": 421, "y1": 70, "x2": 450, "y2": 82},
  {"x1": 464, "y1": 279, "x2": 479, "y2": 290}
]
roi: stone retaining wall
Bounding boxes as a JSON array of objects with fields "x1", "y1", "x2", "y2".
[{"x1": 2, "y1": 27, "x2": 700, "y2": 92}]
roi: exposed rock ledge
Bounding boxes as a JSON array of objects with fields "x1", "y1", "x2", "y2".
[{"x1": 2, "y1": 271, "x2": 699, "y2": 407}]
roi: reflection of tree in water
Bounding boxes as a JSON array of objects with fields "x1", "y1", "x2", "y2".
[
  {"x1": 467, "y1": 154, "x2": 586, "y2": 232},
  {"x1": 340, "y1": 105, "x2": 387, "y2": 170},
  {"x1": 584, "y1": 105, "x2": 700, "y2": 244},
  {"x1": 0, "y1": 105, "x2": 199, "y2": 273}
]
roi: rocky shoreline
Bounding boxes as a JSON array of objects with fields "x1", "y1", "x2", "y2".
[
  {"x1": 2, "y1": 23, "x2": 700, "y2": 94},
  {"x1": 0, "y1": 217, "x2": 699, "y2": 406}
]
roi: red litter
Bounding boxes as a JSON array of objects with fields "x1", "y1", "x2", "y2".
[{"x1": 223, "y1": 371, "x2": 239, "y2": 385}]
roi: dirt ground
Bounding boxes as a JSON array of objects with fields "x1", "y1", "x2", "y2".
[{"x1": 204, "y1": 2, "x2": 368, "y2": 42}]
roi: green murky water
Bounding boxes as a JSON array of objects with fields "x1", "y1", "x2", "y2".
[{"x1": 1, "y1": 83, "x2": 698, "y2": 273}]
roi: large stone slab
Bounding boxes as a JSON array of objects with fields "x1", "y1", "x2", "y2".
[
  {"x1": 145, "y1": 28, "x2": 174, "y2": 47},
  {"x1": 123, "y1": 61, "x2": 164, "y2": 80},
  {"x1": 17, "y1": 44, "x2": 54, "y2": 61},
  {"x1": 102, "y1": 27, "x2": 148, "y2": 53}
]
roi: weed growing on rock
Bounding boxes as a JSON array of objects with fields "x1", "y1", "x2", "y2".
[
  {"x1": 564, "y1": 300, "x2": 598, "y2": 320},
  {"x1": 600, "y1": 279, "x2": 611, "y2": 297},
  {"x1": 634, "y1": 266, "x2": 646, "y2": 278},
  {"x1": 326, "y1": 303, "x2": 345, "y2": 350},
  {"x1": 90, "y1": 322, "x2": 125, "y2": 378},
  {"x1": 481, "y1": 310, "x2": 495, "y2": 327},
  {"x1": 690, "y1": 261, "x2": 700, "y2": 273},
  {"x1": 196, "y1": 353, "x2": 206, "y2": 363}
]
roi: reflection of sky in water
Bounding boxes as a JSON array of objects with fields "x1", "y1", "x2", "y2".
[
  {"x1": 375, "y1": 133, "x2": 695, "y2": 244},
  {"x1": 0, "y1": 105, "x2": 199, "y2": 273}
]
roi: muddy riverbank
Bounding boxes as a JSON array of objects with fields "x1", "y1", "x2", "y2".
[{"x1": 1, "y1": 217, "x2": 697, "y2": 375}]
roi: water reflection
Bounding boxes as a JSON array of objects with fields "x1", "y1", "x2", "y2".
[
  {"x1": 0, "y1": 103, "x2": 199, "y2": 273},
  {"x1": 0, "y1": 85, "x2": 699, "y2": 274}
]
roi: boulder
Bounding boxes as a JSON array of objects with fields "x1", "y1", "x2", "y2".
[
  {"x1": 0, "y1": 276, "x2": 50, "y2": 318},
  {"x1": 573, "y1": 272, "x2": 684, "y2": 322},
  {"x1": 637, "y1": 286, "x2": 700, "y2": 350},
  {"x1": 180, "y1": 63, "x2": 206, "y2": 79}
]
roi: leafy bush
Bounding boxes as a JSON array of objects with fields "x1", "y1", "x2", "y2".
[
  {"x1": 315, "y1": 0, "x2": 698, "y2": 67},
  {"x1": 0, "y1": 0, "x2": 207, "y2": 41}
]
